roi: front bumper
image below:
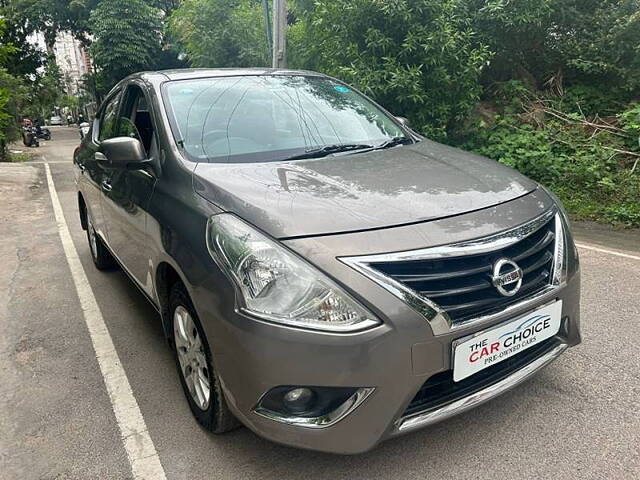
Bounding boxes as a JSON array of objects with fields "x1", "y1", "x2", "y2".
[
  {"x1": 202, "y1": 274, "x2": 579, "y2": 454},
  {"x1": 191, "y1": 191, "x2": 581, "y2": 454},
  {"x1": 395, "y1": 341, "x2": 569, "y2": 434}
]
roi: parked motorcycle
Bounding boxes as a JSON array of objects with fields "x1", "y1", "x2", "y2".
[
  {"x1": 22, "y1": 126, "x2": 40, "y2": 147},
  {"x1": 35, "y1": 126, "x2": 51, "y2": 141}
]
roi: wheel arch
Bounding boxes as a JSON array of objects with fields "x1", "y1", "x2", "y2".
[{"x1": 155, "y1": 261, "x2": 189, "y2": 343}]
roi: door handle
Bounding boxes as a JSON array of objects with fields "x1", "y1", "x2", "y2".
[
  {"x1": 101, "y1": 180, "x2": 112, "y2": 192},
  {"x1": 94, "y1": 152, "x2": 108, "y2": 163}
]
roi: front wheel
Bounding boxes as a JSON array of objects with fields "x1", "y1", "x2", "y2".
[{"x1": 170, "y1": 282, "x2": 238, "y2": 433}]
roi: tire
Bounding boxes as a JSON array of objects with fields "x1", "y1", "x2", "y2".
[
  {"x1": 170, "y1": 282, "x2": 239, "y2": 433},
  {"x1": 86, "y1": 213, "x2": 116, "y2": 270}
]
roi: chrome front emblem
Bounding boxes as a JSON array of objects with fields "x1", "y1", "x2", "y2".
[{"x1": 492, "y1": 258, "x2": 523, "y2": 297}]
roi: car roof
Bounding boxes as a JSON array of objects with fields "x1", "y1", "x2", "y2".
[{"x1": 134, "y1": 68, "x2": 326, "y2": 82}]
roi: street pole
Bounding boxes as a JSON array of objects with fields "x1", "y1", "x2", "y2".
[
  {"x1": 272, "y1": 0, "x2": 287, "y2": 68},
  {"x1": 260, "y1": 0, "x2": 272, "y2": 55}
]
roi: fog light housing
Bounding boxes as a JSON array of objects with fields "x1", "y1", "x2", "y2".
[{"x1": 254, "y1": 385, "x2": 374, "y2": 428}]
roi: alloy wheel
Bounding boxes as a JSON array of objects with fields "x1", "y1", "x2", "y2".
[{"x1": 173, "y1": 305, "x2": 211, "y2": 410}]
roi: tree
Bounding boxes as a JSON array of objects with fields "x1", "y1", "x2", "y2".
[
  {"x1": 289, "y1": 0, "x2": 492, "y2": 139},
  {"x1": 0, "y1": 17, "x2": 27, "y2": 159},
  {"x1": 467, "y1": 0, "x2": 640, "y2": 92},
  {"x1": 89, "y1": 0, "x2": 164, "y2": 90},
  {"x1": 169, "y1": 0, "x2": 269, "y2": 68},
  {"x1": 27, "y1": 60, "x2": 65, "y2": 118},
  {"x1": 0, "y1": 0, "x2": 96, "y2": 49}
]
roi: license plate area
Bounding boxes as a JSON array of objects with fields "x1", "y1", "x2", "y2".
[{"x1": 452, "y1": 301, "x2": 562, "y2": 382}]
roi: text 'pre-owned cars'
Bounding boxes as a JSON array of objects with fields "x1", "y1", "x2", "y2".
[{"x1": 74, "y1": 69, "x2": 581, "y2": 454}]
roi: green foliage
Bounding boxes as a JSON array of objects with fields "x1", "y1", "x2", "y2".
[
  {"x1": 0, "y1": 0, "x2": 95, "y2": 48},
  {"x1": 468, "y1": 0, "x2": 640, "y2": 91},
  {"x1": 557, "y1": 0, "x2": 640, "y2": 91},
  {"x1": 0, "y1": 85, "x2": 13, "y2": 150},
  {"x1": 289, "y1": 0, "x2": 491, "y2": 139},
  {"x1": 169, "y1": 0, "x2": 269, "y2": 68},
  {"x1": 461, "y1": 85, "x2": 640, "y2": 227},
  {"x1": 7, "y1": 151, "x2": 34, "y2": 162},
  {"x1": 89, "y1": 0, "x2": 164, "y2": 90},
  {"x1": 29, "y1": 61, "x2": 65, "y2": 117},
  {"x1": 554, "y1": 85, "x2": 629, "y2": 118},
  {"x1": 0, "y1": 18, "x2": 27, "y2": 158},
  {"x1": 619, "y1": 104, "x2": 640, "y2": 146}
]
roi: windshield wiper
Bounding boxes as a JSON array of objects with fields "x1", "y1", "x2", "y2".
[
  {"x1": 285, "y1": 143, "x2": 374, "y2": 161},
  {"x1": 374, "y1": 136, "x2": 413, "y2": 150}
]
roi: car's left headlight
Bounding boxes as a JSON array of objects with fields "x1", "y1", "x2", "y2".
[{"x1": 206, "y1": 214, "x2": 380, "y2": 332}]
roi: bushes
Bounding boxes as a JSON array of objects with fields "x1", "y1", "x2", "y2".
[
  {"x1": 454, "y1": 0, "x2": 640, "y2": 227},
  {"x1": 460, "y1": 84, "x2": 640, "y2": 226}
]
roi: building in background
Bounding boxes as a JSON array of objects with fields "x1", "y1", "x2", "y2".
[
  {"x1": 53, "y1": 31, "x2": 91, "y2": 96},
  {"x1": 29, "y1": 31, "x2": 96, "y2": 119}
]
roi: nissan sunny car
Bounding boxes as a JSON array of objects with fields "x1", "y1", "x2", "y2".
[{"x1": 74, "y1": 69, "x2": 581, "y2": 454}]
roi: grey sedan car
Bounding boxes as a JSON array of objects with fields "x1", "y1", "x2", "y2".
[{"x1": 74, "y1": 69, "x2": 581, "y2": 454}]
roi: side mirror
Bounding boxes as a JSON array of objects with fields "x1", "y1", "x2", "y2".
[
  {"x1": 100, "y1": 137, "x2": 146, "y2": 168},
  {"x1": 395, "y1": 116, "x2": 410, "y2": 128}
]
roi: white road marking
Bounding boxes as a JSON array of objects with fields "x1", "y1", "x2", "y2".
[
  {"x1": 29, "y1": 160, "x2": 72, "y2": 164},
  {"x1": 44, "y1": 163, "x2": 166, "y2": 480},
  {"x1": 576, "y1": 243, "x2": 640, "y2": 261}
]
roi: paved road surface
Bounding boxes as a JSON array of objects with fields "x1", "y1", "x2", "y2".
[{"x1": 1, "y1": 127, "x2": 638, "y2": 479}]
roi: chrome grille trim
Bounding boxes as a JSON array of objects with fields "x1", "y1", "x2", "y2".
[
  {"x1": 341, "y1": 209, "x2": 565, "y2": 335},
  {"x1": 394, "y1": 342, "x2": 568, "y2": 433}
]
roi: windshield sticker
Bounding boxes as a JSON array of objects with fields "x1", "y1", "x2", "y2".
[{"x1": 334, "y1": 85, "x2": 350, "y2": 93}]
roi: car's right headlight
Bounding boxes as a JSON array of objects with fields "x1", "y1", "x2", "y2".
[
  {"x1": 206, "y1": 214, "x2": 380, "y2": 332},
  {"x1": 540, "y1": 185, "x2": 574, "y2": 285}
]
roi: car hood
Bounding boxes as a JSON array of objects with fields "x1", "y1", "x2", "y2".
[{"x1": 192, "y1": 139, "x2": 538, "y2": 239}]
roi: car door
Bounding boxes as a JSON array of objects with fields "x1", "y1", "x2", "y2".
[
  {"x1": 77, "y1": 89, "x2": 122, "y2": 241},
  {"x1": 100, "y1": 82, "x2": 158, "y2": 296}
]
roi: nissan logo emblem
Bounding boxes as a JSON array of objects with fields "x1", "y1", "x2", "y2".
[{"x1": 491, "y1": 258, "x2": 523, "y2": 296}]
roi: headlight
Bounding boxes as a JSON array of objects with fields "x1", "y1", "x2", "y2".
[
  {"x1": 206, "y1": 214, "x2": 380, "y2": 332},
  {"x1": 552, "y1": 213, "x2": 567, "y2": 285},
  {"x1": 540, "y1": 185, "x2": 572, "y2": 285}
]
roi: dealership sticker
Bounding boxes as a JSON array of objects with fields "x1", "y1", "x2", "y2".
[{"x1": 452, "y1": 301, "x2": 562, "y2": 382}]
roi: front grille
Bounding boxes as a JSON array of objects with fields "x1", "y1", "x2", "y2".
[
  {"x1": 403, "y1": 337, "x2": 559, "y2": 418},
  {"x1": 369, "y1": 214, "x2": 557, "y2": 324}
]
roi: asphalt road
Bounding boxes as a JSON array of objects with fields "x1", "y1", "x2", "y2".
[{"x1": 1, "y1": 127, "x2": 639, "y2": 480}]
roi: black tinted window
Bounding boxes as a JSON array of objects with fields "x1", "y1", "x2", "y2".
[
  {"x1": 118, "y1": 85, "x2": 155, "y2": 154},
  {"x1": 98, "y1": 93, "x2": 121, "y2": 141}
]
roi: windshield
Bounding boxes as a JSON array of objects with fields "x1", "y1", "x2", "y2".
[{"x1": 163, "y1": 75, "x2": 407, "y2": 163}]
